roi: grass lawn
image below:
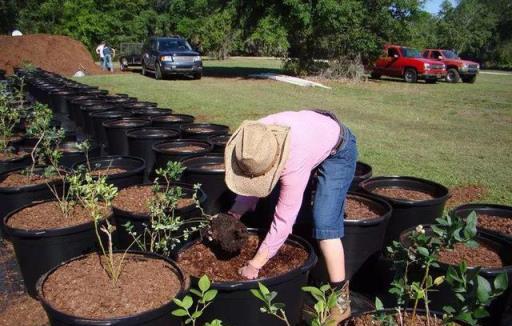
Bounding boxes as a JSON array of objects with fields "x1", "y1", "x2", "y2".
[{"x1": 78, "y1": 58, "x2": 512, "y2": 205}]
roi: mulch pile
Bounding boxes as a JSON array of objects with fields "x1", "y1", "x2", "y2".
[{"x1": 0, "y1": 34, "x2": 103, "y2": 76}]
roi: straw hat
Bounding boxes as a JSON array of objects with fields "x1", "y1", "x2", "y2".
[{"x1": 225, "y1": 120, "x2": 291, "y2": 197}]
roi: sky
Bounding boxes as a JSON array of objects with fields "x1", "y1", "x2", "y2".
[{"x1": 424, "y1": 0, "x2": 456, "y2": 14}]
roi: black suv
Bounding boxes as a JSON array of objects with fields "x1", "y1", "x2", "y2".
[{"x1": 141, "y1": 36, "x2": 203, "y2": 80}]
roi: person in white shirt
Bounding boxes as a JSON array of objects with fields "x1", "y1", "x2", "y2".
[{"x1": 96, "y1": 41, "x2": 106, "y2": 70}]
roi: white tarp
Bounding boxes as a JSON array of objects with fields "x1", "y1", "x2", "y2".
[{"x1": 249, "y1": 73, "x2": 331, "y2": 89}]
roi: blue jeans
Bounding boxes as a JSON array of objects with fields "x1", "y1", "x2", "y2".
[
  {"x1": 312, "y1": 125, "x2": 357, "y2": 239},
  {"x1": 104, "y1": 55, "x2": 112, "y2": 71}
]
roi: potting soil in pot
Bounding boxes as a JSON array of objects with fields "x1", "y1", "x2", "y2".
[
  {"x1": 89, "y1": 167, "x2": 128, "y2": 176},
  {"x1": 113, "y1": 185, "x2": 195, "y2": 215},
  {"x1": 346, "y1": 312, "x2": 448, "y2": 326},
  {"x1": 438, "y1": 242, "x2": 503, "y2": 268},
  {"x1": 373, "y1": 187, "x2": 434, "y2": 201},
  {"x1": 6, "y1": 202, "x2": 107, "y2": 230},
  {"x1": 166, "y1": 145, "x2": 207, "y2": 153},
  {"x1": 41, "y1": 253, "x2": 182, "y2": 319},
  {"x1": 0, "y1": 172, "x2": 59, "y2": 187},
  {"x1": 178, "y1": 235, "x2": 308, "y2": 281},
  {"x1": 477, "y1": 214, "x2": 512, "y2": 235},
  {"x1": 344, "y1": 197, "x2": 380, "y2": 220}
]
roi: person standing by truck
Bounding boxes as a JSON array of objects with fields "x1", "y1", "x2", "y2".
[
  {"x1": 96, "y1": 41, "x2": 106, "y2": 70},
  {"x1": 102, "y1": 43, "x2": 115, "y2": 73}
]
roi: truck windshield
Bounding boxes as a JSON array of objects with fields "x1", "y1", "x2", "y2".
[
  {"x1": 402, "y1": 48, "x2": 422, "y2": 58},
  {"x1": 158, "y1": 39, "x2": 192, "y2": 52},
  {"x1": 442, "y1": 50, "x2": 460, "y2": 59}
]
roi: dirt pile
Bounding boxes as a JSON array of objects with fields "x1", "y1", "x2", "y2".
[{"x1": 0, "y1": 34, "x2": 103, "y2": 76}]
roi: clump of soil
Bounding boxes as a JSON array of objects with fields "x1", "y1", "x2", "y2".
[
  {"x1": 0, "y1": 34, "x2": 103, "y2": 76},
  {"x1": 178, "y1": 235, "x2": 308, "y2": 281},
  {"x1": 438, "y1": 242, "x2": 503, "y2": 268},
  {"x1": 112, "y1": 185, "x2": 195, "y2": 215},
  {"x1": 6, "y1": 201, "x2": 109, "y2": 230},
  {"x1": 90, "y1": 167, "x2": 128, "y2": 176},
  {"x1": 166, "y1": 145, "x2": 206, "y2": 153},
  {"x1": 478, "y1": 214, "x2": 512, "y2": 235},
  {"x1": 209, "y1": 214, "x2": 248, "y2": 255},
  {"x1": 346, "y1": 311, "x2": 447, "y2": 326},
  {"x1": 373, "y1": 187, "x2": 434, "y2": 201},
  {"x1": 446, "y1": 185, "x2": 486, "y2": 208},
  {"x1": 344, "y1": 197, "x2": 380, "y2": 220},
  {"x1": 41, "y1": 253, "x2": 182, "y2": 319},
  {"x1": 0, "y1": 171, "x2": 59, "y2": 188}
]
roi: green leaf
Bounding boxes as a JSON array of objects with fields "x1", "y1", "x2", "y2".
[
  {"x1": 182, "y1": 295, "x2": 194, "y2": 310},
  {"x1": 259, "y1": 282, "x2": 270, "y2": 296},
  {"x1": 203, "y1": 289, "x2": 218, "y2": 302},
  {"x1": 198, "y1": 275, "x2": 211, "y2": 292},
  {"x1": 494, "y1": 272, "x2": 508, "y2": 292},
  {"x1": 434, "y1": 276, "x2": 445, "y2": 286},
  {"x1": 190, "y1": 289, "x2": 202, "y2": 297},
  {"x1": 250, "y1": 289, "x2": 265, "y2": 301},
  {"x1": 274, "y1": 303, "x2": 286, "y2": 309},
  {"x1": 476, "y1": 275, "x2": 491, "y2": 303},
  {"x1": 417, "y1": 246, "x2": 429, "y2": 257},
  {"x1": 302, "y1": 286, "x2": 324, "y2": 298},
  {"x1": 465, "y1": 240, "x2": 479, "y2": 248},
  {"x1": 314, "y1": 300, "x2": 325, "y2": 314},
  {"x1": 320, "y1": 284, "x2": 331, "y2": 292},
  {"x1": 327, "y1": 292, "x2": 337, "y2": 309},
  {"x1": 375, "y1": 297, "x2": 384, "y2": 311},
  {"x1": 191, "y1": 310, "x2": 203, "y2": 319},
  {"x1": 473, "y1": 306, "x2": 490, "y2": 319},
  {"x1": 172, "y1": 309, "x2": 189, "y2": 317}
]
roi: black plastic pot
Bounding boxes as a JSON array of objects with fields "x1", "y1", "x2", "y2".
[
  {"x1": 104, "y1": 96, "x2": 138, "y2": 106},
  {"x1": 36, "y1": 251, "x2": 187, "y2": 325},
  {"x1": 103, "y1": 118, "x2": 152, "y2": 155},
  {"x1": 58, "y1": 141, "x2": 101, "y2": 168},
  {"x1": 175, "y1": 229, "x2": 318, "y2": 326},
  {"x1": 113, "y1": 182, "x2": 207, "y2": 250},
  {"x1": 127, "y1": 128, "x2": 180, "y2": 178},
  {"x1": 344, "y1": 309, "x2": 450, "y2": 326},
  {"x1": 208, "y1": 134, "x2": 231, "y2": 153},
  {"x1": 3, "y1": 201, "x2": 106, "y2": 297},
  {"x1": 80, "y1": 103, "x2": 118, "y2": 137},
  {"x1": 0, "y1": 167, "x2": 63, "y2": 235},
  {"x1": 121, "y1": 101, "x2": 158, "y2": 109},
  {"x1": 150, "y1": 114, "x2": 195, "y2": 128},
  {"x1": 69, "y1": 97, "x2": 106, "y2": 125},
  {"x1": 451, "y1": 203, "x2": 512, "y2": 243},
  {"x1": 90, "y1": 110, "x2": 134, "y2": 148},
  {"x1": 360, "y1": 176, "x2": 450, "y2": 245},
  {"x1": 0, "y1": 151, "x2": 32, "y2": 174},
  {"x1": 152, "y1": 139, "x2": 212, "y2": 171},
  {"x1": 77, "y1": 99, "x2": 111, "y2": 128},
  {"x1": 49, "y1": 89, "x2": 78, "y2": 115},
  {"x1": 181, "y1": 153, "x2": 234, "y2": 214},
  {"x1": 73, "y1": 155, "x2": 145, "y2": 190},
  {"x1": 309, "y1": 192, "x2": 392, "y2": 283},
  {"x1": 349, "y1": 161, "x2": 372, "y2": 192},
  {"x1": 180, "y1": 123, "x2": 230, "y2": 140},
  {"x1": 130, "y1": 108, "x2": 172, "y2": 118},
  {"x1": 400, "y1": 227, "x2": 512, "y2": 326}
]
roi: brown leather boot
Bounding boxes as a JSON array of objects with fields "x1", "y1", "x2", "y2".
[{"x1": 328, "y1": 280, "x2": 351, "y2": 324}]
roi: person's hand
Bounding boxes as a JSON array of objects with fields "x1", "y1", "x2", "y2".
[{"x1": 238, "y1": 262, "x2": 260, "y2": 279}]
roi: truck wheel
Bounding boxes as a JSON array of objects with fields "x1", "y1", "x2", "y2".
[
  {"x1": 446, "y1": 68, "x2": 460, "y2": 83},
  {"x1": 155, "y1": 63, "x2": 163, "y2": 80},
  {"x1": 462, "y1": 75, "x2": 477, "y2": 83},
  {"x1": 193, "y1": 73, "x2": 202, "y2": 80},
  {"x1": 370, "y1": 72, "x2": 381, "y2": 79},
  {"x1": 404, "y1": 68, "x2": 418, "y2": 83}
]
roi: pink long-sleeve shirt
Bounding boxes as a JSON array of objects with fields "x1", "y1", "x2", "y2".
[{"x1": 231, "y1": 110, "x2": 340, "y2": 260}]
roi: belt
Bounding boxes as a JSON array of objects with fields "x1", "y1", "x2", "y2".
[{"x1": 312, "y1": 109, "x2": 344, "y2": 155}]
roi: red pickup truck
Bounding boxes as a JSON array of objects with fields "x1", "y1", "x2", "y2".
[
  {"x1": 370, "y1": 45, "x2": 447, "y2": 83},
  {"x1": 422, "y1": 49, "x2": 479, "y2": 83}
]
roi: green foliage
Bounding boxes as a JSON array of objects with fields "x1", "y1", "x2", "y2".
[
  {"x1": 0, "y1": 82, "x2": 22, "y2": 152},
  {"x1": 302, "y1": 284, "x2": 339, "y2": 326},
  {"x1": 124, "y1": 161, "x2": 204, "y2": 256},
  {"x1": 443, "y1": 262, "x2": 508, "y2": 325},
  {"x1": 373, "y1": 297, "x2": 396, "y2": 326},
  {"x1": 251, "y1": 282, "x2": 290, "y2": 326},
  {"x1": 172, "y1": 275, "x2": 220, "y2": 326},
  {"x1": 431, "y1": 211, "x2": 479, "y2": 249}
]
